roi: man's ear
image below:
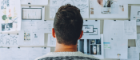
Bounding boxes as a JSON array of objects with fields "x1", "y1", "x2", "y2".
[
  {"x1": 52, "y1": 28, "x2": 56, "y2": 38},
  {"x1": 78, "y1": 31, "x2": 83, "y2": 39}
]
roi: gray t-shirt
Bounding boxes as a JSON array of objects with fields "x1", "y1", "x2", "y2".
[{"x1": 35, "y1": 52, "x2": 100, "y2": 60}]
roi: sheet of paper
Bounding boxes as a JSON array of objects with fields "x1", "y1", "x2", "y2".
[
  {"x1": 20, "y1": 22, "x2": 45, "y2": 46},
  {"x1": 19, "y1": 31, "x2": 44, "y2": 46},
  {"x1": 82, "y1": 20, "x2": 100, "y2": 39},
  {"x1": 0, "y1": 34, "x2": 19, "y2": 46},
  {"x1": 136, "y1": 34, "x2": 140, "y2": 53},
  {"x1": 124, "y1": 20, "x2": 137, "y2": 39},
  {"x1": 131, "y1": 6, "x2": 140, "y2": 26},
  {"x1": 47, "y1": 34, "x2": 56, "y2": 47},
  {"x1": 50, "y1": 0, "x2": 89, "y2": 18},
  {"x1": 90, "y1": 0, "x2": 128, "y2": 18},
  {"x1": 104, "y1": 20, "x2": 128, "y2": 59},
  {"x1": 21, "y1": 0, "x2": 48, "y2": 5},
  {"x1": 120, "y1": 47, "x2": 139, "y2": 60},
  {"x1": 0, "y1": 47, "x2": 50, "y2": 60},
  {"x1": 0, "y1": 0, "x2": 21, "y2": 32}
]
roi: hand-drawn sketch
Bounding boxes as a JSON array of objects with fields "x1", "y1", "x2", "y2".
[
  {"x1": 0, "y1": 0, "x2": 21, "y2": 32},
  {"x1": 50, "y1": 7, "x2": 58, "y2": 18},
  {"x1": 50, "y1": 0, "x2": 89, "y2": 18},
  {"x1": 62, "y1": 0, "x2": 74, "y2": 5},
  {"x1": 0, "y1": 34, "x2": 18, "y2": 46},
  {"x1": 124, "y1": 20, "x2": 137, "y2": 39}
]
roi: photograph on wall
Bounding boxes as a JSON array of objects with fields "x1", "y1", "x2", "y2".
[
  {"x1": 0, "y1": 0, "x2": 21, "y2": 32},
  {"x1": 24, "y1": 33, "x2": 31, "y2": 41},
  {"x1": 1, "y1": 23, "x2": 12, "y2": 31},
  {"x1": 101, "y1": 0, "x2": 118, "y2": 14}
]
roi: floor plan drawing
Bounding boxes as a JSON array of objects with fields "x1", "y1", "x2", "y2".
[{"x1": 50, "y1": 0, "x2": 89, "y2": 18}]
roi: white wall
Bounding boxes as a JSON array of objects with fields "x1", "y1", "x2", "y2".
[{"x1": 20, "y1": 0, "x2": 140, "y2": 60}]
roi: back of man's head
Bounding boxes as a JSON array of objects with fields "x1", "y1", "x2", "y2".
[{"x1": 54, "y1": 4, "x2": 83, "y2": 45}]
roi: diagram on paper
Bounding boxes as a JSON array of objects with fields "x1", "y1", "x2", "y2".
[
  {"x1": 82, "y1": 20, "x2": 100, "y2": 39},
  {"x1": 0, "y1": 34, "x2": 19, "y2": 46},
  {"x1": 50, "y1": 0, "x2": 89, "y2": 18},
  {"x1": 20, "y1": 31, "x2": 44, "y2": 46},
  {"x1": 0, "y1": 0, "x2": 21, "y2": 32}
]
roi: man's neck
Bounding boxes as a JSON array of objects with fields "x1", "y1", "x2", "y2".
[{"x1": 55, "y1": 43, "x2": 77, "y2": 52}]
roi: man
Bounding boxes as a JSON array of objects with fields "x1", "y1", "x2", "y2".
[{"x1": 36, "y1": 4, "x2": 99, "y2": 60}]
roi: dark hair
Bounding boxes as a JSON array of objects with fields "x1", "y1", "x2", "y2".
[{"x1": 54, "y1": 4, "x2": 83, "y2": 45}]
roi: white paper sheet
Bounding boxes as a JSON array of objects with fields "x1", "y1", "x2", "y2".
[
  {"x1": 131, "y1": 6, "x2": 140, "y2": 26},
  {"x1": 20, "y1": 22, "x2": 45, "y2": 46},
  {"x1": 0, "y1": 47, "x2": 50, "y2": 60},
  {"x1": 124, "y1": 20, "x2": 137, "y2": 39},
  {"x1": 0, "y1": 34, "x2": 19, "y2": 46},
  {"x1": 0, "y1": 0, "x2": 21, "y2": 32},
  {"x1": 19, "y1": 31, "x2": 44, "y2": 46},
  {"x1": 120, "y1": 47, "x2": 139, "y2": 60},
  {"x1": 47, "y1": 34, "x2": 56, "y2": 47},
  {"x1": 50, "y1": 0, "x2": 89, "y2": 18},
  {"x1": 82, "y1": 20, "x2": 100, "y2": 39},
  {"x1": 104, "y1": 20, "x2": 128, "y2": 59}
]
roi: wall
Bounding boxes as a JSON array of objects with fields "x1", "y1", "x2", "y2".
[{"x1": 21, "y1": 0, "x2": 140, "y2": 60}]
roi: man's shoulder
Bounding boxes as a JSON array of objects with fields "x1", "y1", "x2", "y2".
[{"x1": 35, "y1": 52, "x2": 100, "y2": 60}]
